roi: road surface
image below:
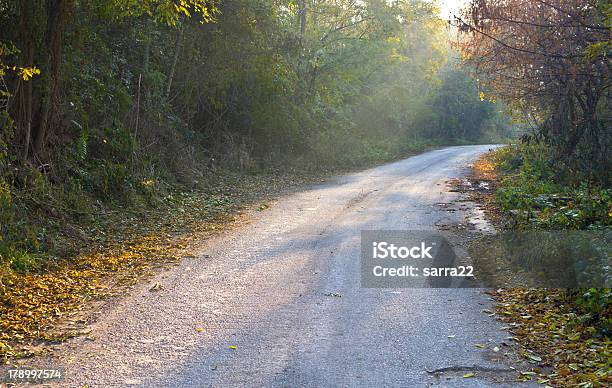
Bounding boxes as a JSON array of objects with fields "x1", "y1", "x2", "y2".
[{"x1": 48, "y1": 145, "x2": 531, "y2": 387}]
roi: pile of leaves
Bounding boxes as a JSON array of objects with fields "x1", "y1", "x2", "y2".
[
  {"x1": 492, "y1": 288, "x2": 611, "y2": 387},
  {"x1": 0, "y1": 194, "x2": 232, "y2": 360}
]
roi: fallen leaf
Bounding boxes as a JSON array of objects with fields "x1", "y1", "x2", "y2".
[
  {"x1": 149, "y1": 283, "x2": 162, "y2": 292},
  {"x1": 324, "y1": 292, "x2": 342, "y2": 297}
]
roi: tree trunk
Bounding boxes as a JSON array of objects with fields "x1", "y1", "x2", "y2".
[
  {"x1": 295, "y1": 0, "x2": 307, "y2": 102},
  {"x1": 17, "y1": 0, "x2": 36, "y2": 162},
  {"x1": 298, "y1": 0, "x2": 307, "y2": 37},
  {"x1": 34, "y1": 0, "x2": 71, "y2": 158},
  {"x1": 142, "y1": 19, "x2": 153, "y2": 108},
  {"x1": 166, "y1": 25, "x2": 185, "y2": 101}
]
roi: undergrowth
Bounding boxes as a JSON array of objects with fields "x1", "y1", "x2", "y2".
[
  {"x1": 486, "y1": 143, "x2": 611, "y2": 386},
  {"x1": 493, "y1": 143, "x2": 611, "y2": 230}
]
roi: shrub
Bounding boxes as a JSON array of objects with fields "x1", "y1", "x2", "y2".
[{"x1": 494, "y1": 143, "x2": 611, "y2": 229}]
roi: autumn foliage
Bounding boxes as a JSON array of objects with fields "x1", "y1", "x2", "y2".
[{"x1": 456, "y1": 0, "x2": 611, "y2": 183}]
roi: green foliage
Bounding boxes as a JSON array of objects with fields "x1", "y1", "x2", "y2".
[
  {"x1": 416, "y1": 64, "x2": 502, "y2": 142},
  {"x1": 574, "y1": 288, "x2": 612, "y2": 316},
  {"x1": 494, "y1": 144, "x2": 611, "y2": 230},
  {"x1": 564, "y1": 288, "x2": 612, "y2": 335},
  {"x1": 0, "y1": 178, "x2": 47, "y2": 271},
  {"x1": 112, "y1": 0, "x2": 219, "y2": 25}
]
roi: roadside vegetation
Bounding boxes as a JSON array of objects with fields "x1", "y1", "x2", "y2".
[
  {"x1": 493, "y1": 144, "x2": 611, "y2": 231},
  {"x1": 456, "y1": 1, "x2": 610, "y2": 385},
  {"x1": 477, "y1": 145, "x2": 611, "y2": 387}
]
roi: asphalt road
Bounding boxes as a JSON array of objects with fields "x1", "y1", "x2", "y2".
[{"x1": 50, "y1": 145, "x2": 533, "y2": 387}]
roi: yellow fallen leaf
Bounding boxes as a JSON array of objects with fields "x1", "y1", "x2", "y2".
[
  {"x1": 196, "y1": 328, "x2": 204, "y2": 332},
  {"x1": 463, "y1": 372, "x2": 475, "y2": 378},
  {"x1": 229, "y1": 345, "x2": 237, "y2": 349},
  {"x1": 149, "y1": 283, "x2": 162, "y2": 292}
]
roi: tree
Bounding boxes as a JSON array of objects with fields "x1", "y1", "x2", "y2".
[
  {"x1": 455, "y1": 0, "x2": 611, "y2": 182},
  {"x1": 0, "y1": 0, "x2": 218, "y2": 164}
]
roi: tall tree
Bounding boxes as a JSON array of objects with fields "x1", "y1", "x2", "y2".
[{"x1": 455, "y1": 0, "x2": 611, "y2": 181}]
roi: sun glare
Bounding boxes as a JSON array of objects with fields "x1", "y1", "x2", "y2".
[{"x1": 438, "y1": 0, "x2": 468, "y2": 18}]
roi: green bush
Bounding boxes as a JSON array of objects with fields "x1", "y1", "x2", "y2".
[
  {"x1": 567, "y1": 288, "x2": 612, "y2": 336},
  {"x1": 494, "y1": 143, "x2": 612, "y2": 229},
  {"x1": 0, "y1": 179, "x2": 47, "y2": 270}
]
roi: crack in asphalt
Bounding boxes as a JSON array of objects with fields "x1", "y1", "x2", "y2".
[{"x1": 426, "y1": 366, "x2": 516, "y2": 374}]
